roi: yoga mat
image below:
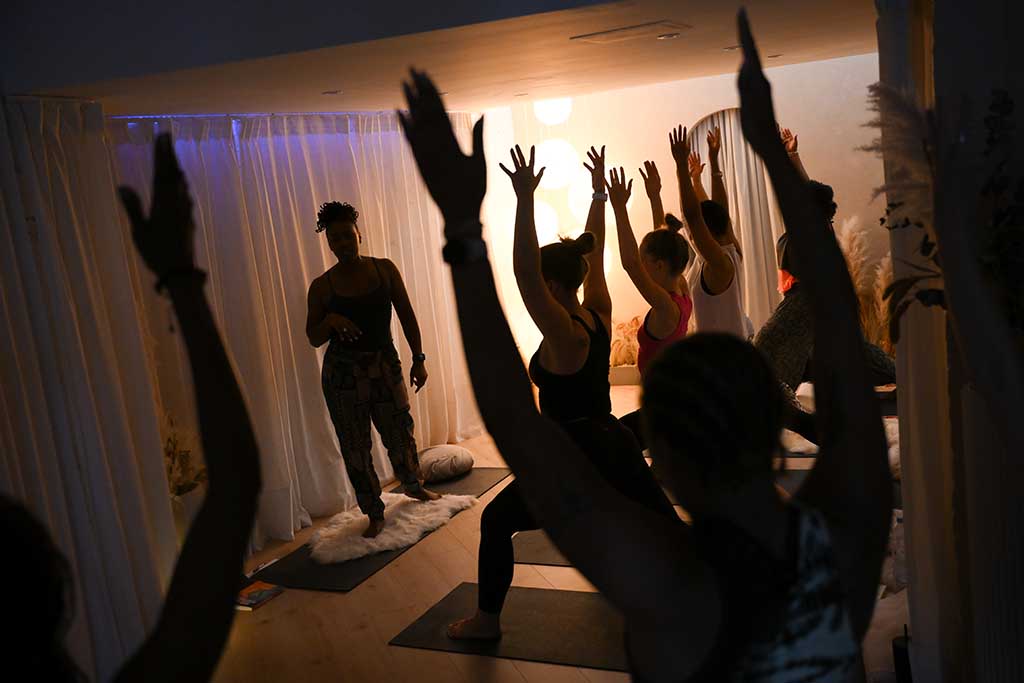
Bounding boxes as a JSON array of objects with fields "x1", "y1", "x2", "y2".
[
  {"x1": 390, "y1": 582, "x2": 628, "y2": 672},
  {"x1": 253, "y1": 467, "x2": 511, "y2": 592},
  {"x1": 512, "y1": 529, "x2": 570, "y2": 567},
  {"x1": 514, "y1": 471, "x2": 810, "y2": 567}
]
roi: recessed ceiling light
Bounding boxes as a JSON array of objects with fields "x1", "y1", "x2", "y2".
[
  {"x1": 514, "y1": 93, "x2": 529, "y2": 97},
  {"x1": 657, "y1": 32, "x2": 680, "y2": 40},
  {"x1": 767, "y1": 53, "x2": 783, "y2": 58},
  {"x1": 439, "y1": 91, "x2": 449, "y2": 95},
  {"x1": 321, "y1": 89, "x2": 343, "y2": 96},
  {"x1": 723, "y1": 45, "x2": 741, "y2": 51}
]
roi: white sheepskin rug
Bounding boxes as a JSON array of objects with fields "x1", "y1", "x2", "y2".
[{"x1": 309, "y1": 492, "x2": 476, "y2": 564}]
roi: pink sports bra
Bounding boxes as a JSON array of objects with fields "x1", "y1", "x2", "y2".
[{"x1": 637, "y1": 292, "x2": 693, "y2": 376}]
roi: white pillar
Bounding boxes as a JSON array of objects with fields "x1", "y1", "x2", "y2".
[{"x1": 874, "y1": 2, "x2": 963, "y2": 681}]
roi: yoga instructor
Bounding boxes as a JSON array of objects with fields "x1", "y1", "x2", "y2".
[{"x1": 306, "y1": 201, "x2": 439, "y2": 538}]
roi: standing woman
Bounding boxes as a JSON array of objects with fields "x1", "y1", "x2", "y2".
[
  {"x1": 610, "y1": 164, "x2": 693, "y2": 443},
  {"x1": 446, "y1": 145, "x2": 674, "y2": 640},
  {"x1": 305, "y1": 201, "x2": 438, "y2": 539}
]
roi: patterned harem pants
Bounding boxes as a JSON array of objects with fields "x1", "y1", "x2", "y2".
[{"x1": 321, "y1": 343, "x2": 424, "y2": 519}]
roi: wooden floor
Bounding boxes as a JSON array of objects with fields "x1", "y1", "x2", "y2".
[{"x1": 213, "y1": 387, "x2": 815, "y2": 683}]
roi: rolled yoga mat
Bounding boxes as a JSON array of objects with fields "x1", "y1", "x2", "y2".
[
  {"x1": 389, "y1": 582, "x2": 628, "y2": 672},
  {"x1": 253, "y1": 467, "x2": 511, "y2": 592}
]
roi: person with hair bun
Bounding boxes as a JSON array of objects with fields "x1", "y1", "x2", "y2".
[
  {"x1": 611, "y1": 163, "x2": 694, "y2": 446},
  {"x1": 305, "y1": 201, "x2": 439, "y2": 539},
  {"x1": 446, "y1": 145, "x2": 673, "y2": 640},
  {"x1": 671, "y1": 125, "x2": 751, "y2": 339},
  {"x1": 610, "y1": 164, "x2": 693, "y2": 377}
]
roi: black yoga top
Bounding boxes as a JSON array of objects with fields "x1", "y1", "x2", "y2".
[
  {"x1": 528, "y1": 308, "x2": 613, "y2": 422},
  {"x1": 325, "y1": 258, "x2": 393, "y2": 351}
]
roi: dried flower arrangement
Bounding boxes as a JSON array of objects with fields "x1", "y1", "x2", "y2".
[{"x1": 611, "y1": 316, "x2": 642, "y2": 367}]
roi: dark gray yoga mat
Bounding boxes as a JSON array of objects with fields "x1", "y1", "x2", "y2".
[
  {"x1": 512, "y1": 529, "x2": 569, "y2": 567},
  {"x1": 253, "y1": 467, "x2": 511, "y2": 592},
  {"x1": 513, "y1": 471, "x2": 812, "y2": 567},
  {"x1": 390, "y1": 582, "x2": 628, "y2": 672}
]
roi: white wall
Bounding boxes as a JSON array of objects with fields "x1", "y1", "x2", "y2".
[{"x1": 482, "y1": 52, "x2": 886, "y2": 355}]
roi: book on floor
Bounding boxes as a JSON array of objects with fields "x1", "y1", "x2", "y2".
[{"x1": 235, "y1": 581, "x2": 283, "y2": 611}]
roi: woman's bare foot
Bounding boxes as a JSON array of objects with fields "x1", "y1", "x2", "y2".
[
  {"x1": 405, "y1": 486, "x2": 441, "y2": 502},
  {"x1": 446, "y1": 611, "x2": 502, "y2": 640},
  {"x1": 363, "y1": 517, "x2": 385, "y2": 538}
]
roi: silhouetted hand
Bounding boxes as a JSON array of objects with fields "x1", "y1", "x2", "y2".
[
  {"x1": 707, "y1": 126, "x2": 722, "y2": 162},
  {"x1": 608, "y1": 167, "x2": 633, "y2": 208},
  {"x1": 499, "y1": 145, "x2": 546, "y2": 198},
  {"x1": 737, "y1": 10, "x2": 783, "y2": 157},
  {"x1": 118, "y1": 133, "x2": 195, "y2": 277},
  {"x1": 670, "y1": 125, "x2": 691, "y2": 165},
  {"x1": 639, "y1": 160, "x2": 661, "y2": 197},
  {"x1": 583, "y1": 145, "x2": 606, "y2": 192},
  {"x1": 688, "y1": 152, "x2": 705, "y2": 180},
  {"x1": 410, "y1": 360, "x2": 428, "y2": 393},
  {"x1": 328, "y1": 314, "x2": 362, "y2": 343},
  {"x1": 780, "y1": 127, "x2": 799, "y2": 155},
  {"x1": 398, "y1": 69, "x2": 485, "y2": 237}
]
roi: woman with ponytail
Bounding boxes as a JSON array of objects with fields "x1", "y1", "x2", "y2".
[
  {"x1": 446, "y1": 145, "x2": 674, "y2": 640},
  {"x1": 610, "y1": 164, "x2": 694, "y2": 445},
  {"x1": 610, "y1": 165, "x2": 693, "y2": 377}
]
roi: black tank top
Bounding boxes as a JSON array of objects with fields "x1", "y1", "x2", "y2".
[
  {"x1": 325, "y1": 258, "x2": 393, "y2": 351},
  {"x1": 528, "y1": 308, "x2": 612, "y2": 422}
]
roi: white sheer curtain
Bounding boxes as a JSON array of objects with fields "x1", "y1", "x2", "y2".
[
  {"x1": 107, "y1": 112, "x2": 483, "y2": 547},
  {"x1": 686, "y1": 108, "x2": 786, "y2": 330},
  {"x1": 0, "y1": 98, "x2": 176, "y2": 680}
]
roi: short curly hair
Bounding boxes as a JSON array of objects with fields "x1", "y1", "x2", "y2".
[{"x1": 316, "y1": 202, "x2": 359, "y2": 233}]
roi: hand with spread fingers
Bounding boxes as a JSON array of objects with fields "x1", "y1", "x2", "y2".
[
  {"x1": 583, "y1": 145, "x2": 607, "y2": 192},
  {"x1": 706, "y1": 126, "x2": 723, "y2": 163},
  {"x1": 688, "y1": 152, "x2": 705, "y2": 181},
  {"x1": 608, "y1": 167, "x2": 633, "y2": 209},
  {"x1": 639, "y1": 160, "x2": 661, "y2": 197},
  {"x1": 500, "y1": 144, "x2": 546, "y2": 198},
  {"x1": 669, "y1": 125, "x2": 691, "y2": 165},
  {"x1": 398, "y1": 69, "x2": 486, "y2": 238}
]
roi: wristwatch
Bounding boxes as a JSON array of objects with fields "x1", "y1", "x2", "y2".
[
  {"x1": 592, "y1": 191, "x2": 608, "y2": 201},
  {"x1": 413, "y1": 353, "x2": 427, "y2": 363},
  {"x1": 442, "y1": 236, "x2": 488, "y2": 265}
]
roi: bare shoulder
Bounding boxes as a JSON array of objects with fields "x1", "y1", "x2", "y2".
[
  {"x1": 308, "y1": 271, "x2": 329, "y2": 297},
  {"x1": 377, "y1": 257, "x2": 403, "y2": 280}
]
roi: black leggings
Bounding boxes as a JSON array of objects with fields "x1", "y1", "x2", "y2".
[
  {"x1": 477, "y1": 414, "x2": 674, "y2": 614},
  {"x1": 619, "y1": 410, "x2": 645, "y2": 451}
]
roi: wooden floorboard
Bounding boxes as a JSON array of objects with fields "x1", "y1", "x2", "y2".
[{"x1": 217, "y1": 421, "x2": 609, "y2": 682}]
